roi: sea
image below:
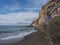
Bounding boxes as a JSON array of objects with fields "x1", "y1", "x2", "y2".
[{"x1": 0, "y1": 26, "x2": 37, "y2": 45}]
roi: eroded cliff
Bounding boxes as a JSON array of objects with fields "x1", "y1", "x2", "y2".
[{"x1": 31, "y1": 0, "x2": 60, "y2": 45}]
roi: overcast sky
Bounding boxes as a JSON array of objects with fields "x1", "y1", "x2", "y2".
[{"x1": 0, "y1": 0, "x2": 49, "y2": 25}]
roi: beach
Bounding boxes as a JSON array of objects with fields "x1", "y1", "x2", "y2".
[
  {"x1": 0, "y1": 26, "x2": 37, "y2": 45},
  {"x1": 13, "y1": 31, "x2": 51, "y2": 45}
]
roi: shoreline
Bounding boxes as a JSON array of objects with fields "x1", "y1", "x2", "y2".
[
  {"x1": 13, "y1": 31, "x2": 51, "y2": 45},
  {"x1": 0, "y1": 30, "x2": 37, "y2": 45}
]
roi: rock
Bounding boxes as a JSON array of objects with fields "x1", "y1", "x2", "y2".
[{"x1": 31, "y1": 0, "x2": 60, "y2": 45}]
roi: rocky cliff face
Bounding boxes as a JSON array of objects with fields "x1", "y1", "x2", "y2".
[
  {"x1": 31, "y1": 0, "x2": 60, "y2": 45},
  {"x1": 31, "y1": 0, "x2": 60, "y2": 28}
]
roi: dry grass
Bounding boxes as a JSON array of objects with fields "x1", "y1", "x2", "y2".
[{"x1": 38, "y1": 15, "x2": 60, "y2": 45}]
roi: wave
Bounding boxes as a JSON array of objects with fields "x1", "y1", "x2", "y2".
[
  {"x1": 0, "y1": 26, "x2": 37, "y2": 44},
  {"x1": 0, "y1": 30, "x2": 37, "y2": 40},
  {"x1": 0, "y1": 31, "x2": 14, "y2": 34}
]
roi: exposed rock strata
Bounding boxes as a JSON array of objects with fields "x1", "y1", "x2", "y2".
[{"x1": 31, "y1": 0, "x2": 60, "y2": 45}]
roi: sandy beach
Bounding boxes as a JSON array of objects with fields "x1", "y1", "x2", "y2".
[{"x1": 13, "y1": 31, "x2": 51, "y2": 45}]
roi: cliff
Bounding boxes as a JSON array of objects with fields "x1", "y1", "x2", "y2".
[{"x1": 31, "y1": 0, "x2": 60, "y2": 45}]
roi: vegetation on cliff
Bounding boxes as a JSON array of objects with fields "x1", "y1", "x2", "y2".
[{"x1": 31, "y1": 0, "x2": 60, "y2": 45}]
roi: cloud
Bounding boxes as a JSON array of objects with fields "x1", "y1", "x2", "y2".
[
  {"x1": 0, "y1": 0, "x2": 50, "y2": 14},
  {"x1": 0, "y1": 11, "x2": 38, "y2": 25},
  {"x1": 22, "y1": 0, "x2": 50, "y2": 12},
  {"x1": 33, "y1": 0, "x2": 50, "y2": 8},
  {"x1": 0, "y1": 0, "x2": 50, "y2": 25}
]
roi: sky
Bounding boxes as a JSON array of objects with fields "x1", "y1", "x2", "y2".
[{"x1": 0, "y1": 0, "x2": 50, "y2": 25}]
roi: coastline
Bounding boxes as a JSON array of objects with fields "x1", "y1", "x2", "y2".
[{"x1": 13, "y1": 31, "x2": 51, "y2": 45}]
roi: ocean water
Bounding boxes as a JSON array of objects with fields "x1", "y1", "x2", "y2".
[{"x1": 0, "y1": 26, "x2": 37, "y2": 45}]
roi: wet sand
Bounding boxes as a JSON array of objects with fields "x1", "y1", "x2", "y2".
[{"x1": 13, "y1": 31, "x2": 51, "y2": 45}]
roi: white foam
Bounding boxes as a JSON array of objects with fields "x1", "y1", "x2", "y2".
[{"x1": 0, "y1": 30, "x2": 37, "y2": 40}]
